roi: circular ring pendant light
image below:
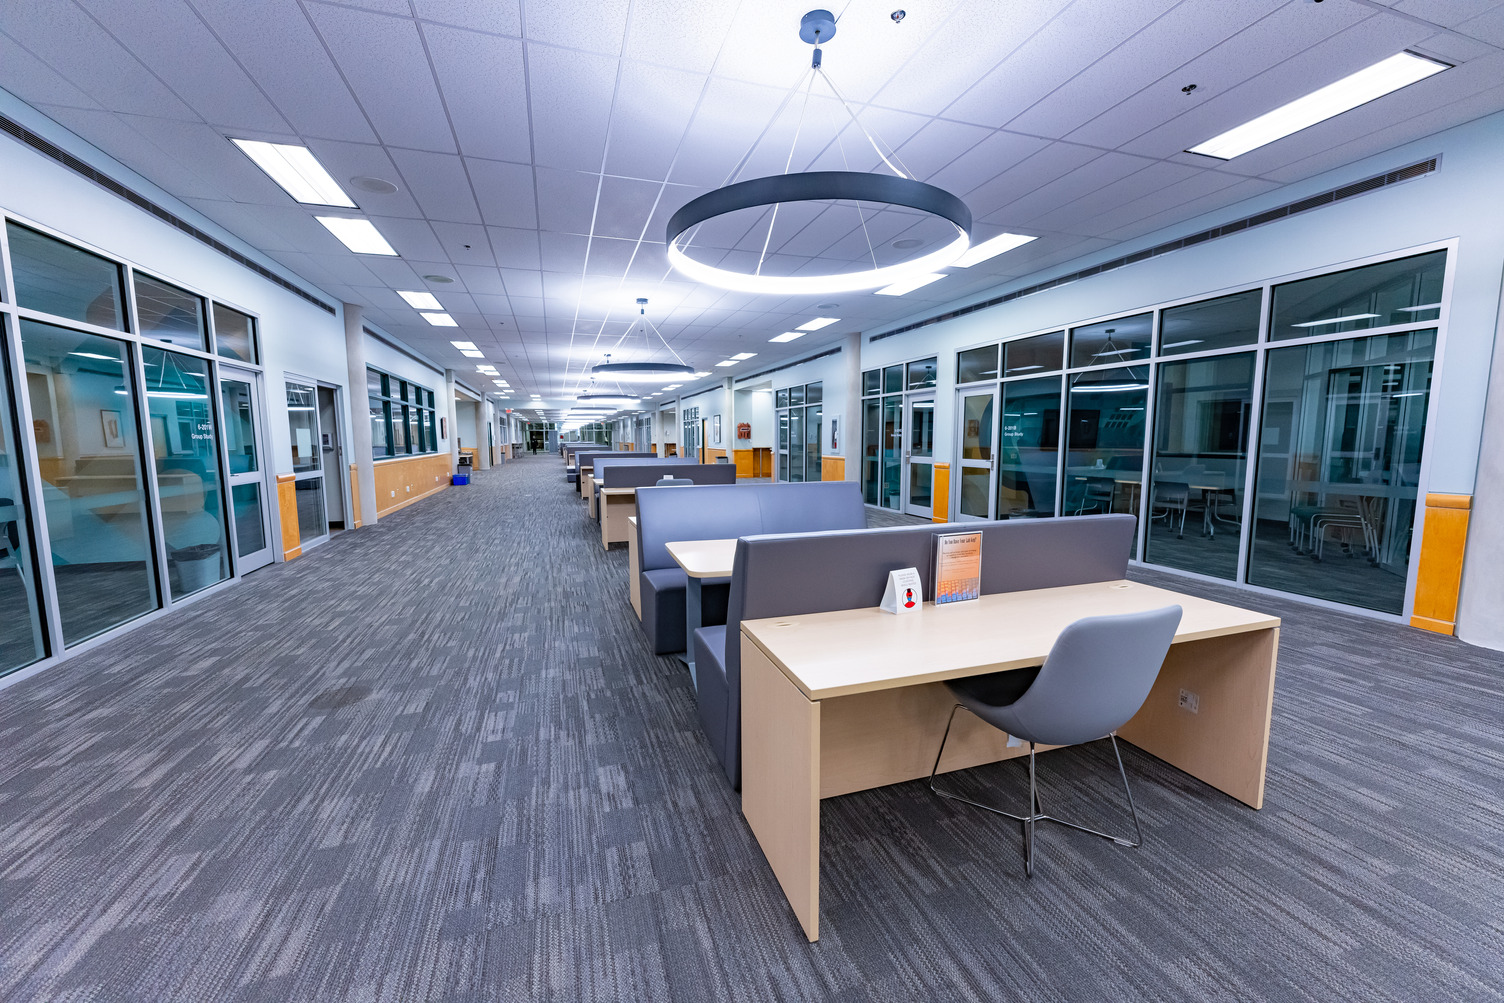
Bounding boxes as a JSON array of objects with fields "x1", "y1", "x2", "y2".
[
  {"x1": 664, "y1": 9, "x2": 972, "y2": 295},
  {"x1": 666, "y1": 171, "x2": 971, "y2": 295},
  {"x1": 591, "y1": 299, "x2": 696, "y2": 381}
]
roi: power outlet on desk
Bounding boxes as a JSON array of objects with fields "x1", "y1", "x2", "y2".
[{"x1": 1178, "y1": 688, "x2": 1200, "y2": 714}]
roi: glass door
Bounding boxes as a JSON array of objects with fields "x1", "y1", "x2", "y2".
[
  {"x1": 904, "y1": 395, "x2": 936, "y2": 518},
  {"x1": 880, "y1": 396, "x2": 902, "y2": 509},
  {"x1": 955, "y1": 388, "x2": 997, "y2": 520},
  {"x1": 285, "y1": 380, "x2": 328, "y2": 550},
  {"x1": 220, "y1": 371, "x2": 273, "y2": 573}
]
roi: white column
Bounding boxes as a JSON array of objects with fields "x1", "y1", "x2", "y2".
[
  {"x1": 444, "y1": 369, "x2": 459, "y2": 472},
  {"x1": 343, "y1": 304, "x2": 380, "y2": 526},
  {"x1": 842, "y1": 330, "x2": 862, "y2": 482}
]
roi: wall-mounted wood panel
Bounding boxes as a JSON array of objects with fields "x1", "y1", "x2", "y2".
[
  {"x1": 348, "y1": 464, "x2": 363, "y2": 529},
  {"x1": 373, "y1": 454, "x2": 452, "y2": 518},
  {"x1": 276, "y1": 473, "x2": 301, "y2": 561},
  {"x1": 822, "y1": 456, "x2": 845, "y2": 482},
  {"x1": 931, "y1": 463, "x2": 950, "y2": 523},
  {"x1": 1411, "y1": 493, "x2": 1470, "y2": 635}
]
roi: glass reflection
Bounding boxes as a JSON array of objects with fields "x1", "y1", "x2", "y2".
[
  {"x1": 1064, "y1": 367, "x2": 1147, "y2": 524},
  {"x1": 1004, "y1": 331, "x2": 1064, "y2": 376},
  {"x1": 958, "y1": 345, "x2": 999, "y2": 384},
  {"x1": 20, "y1": 319, "x2": 157, "y2": 643},
  {"x1": 789, "y1": 408, "x2": 805, "y2": 482},
  {"x1": 143, "y1": 347, "x2": 228, "y2": 598},
  {"x1": 1271, "y1": 251, "x2": 1445, "y2": 338},
  {"x1": 1070, "y1": 314, "x2": 1151, "y2": 368},
  {"x1": 1249, "y1": 331, "x2": 1433, "y2": 613},
  {"x1": 997, "y1": 377, "x2": 1060, "y2": 518},
  {"x1": 0, "y1": 329, "x2": 47, "y2": 674},
  {"x1": 958, "y1": 391, "x2": 994, "y2": 518},
  {"x1": 1160, "y1": 290, "x2": 1261, "y2": 356},
  {"x1": 862, "y1": 398, "x2": 880, "y2": 504},
  {"x1": 881, "y1": 396, "x2": 902, "y2": 509},
  {"x1": 134, "y1": 273, "x2": 207, "y2": 350},
  {"x1": 213, "y1": 304, "x2": 257, "y2": 363},
  {"x1": 8, "y1": 223, "x2": 126, "y2": 330},
  {"x1": 1146, "y1": 354, "x2": 1254, "y2": 579}
]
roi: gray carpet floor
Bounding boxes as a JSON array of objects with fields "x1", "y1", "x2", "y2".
[{"x1": 1, "y1": 456, "x2": 1501, "y2": 1002}]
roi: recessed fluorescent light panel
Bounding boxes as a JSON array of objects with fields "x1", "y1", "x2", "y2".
[
  {"x1": 876, "y1": 273, "x2": 945, "y2": 296},
  {"x1": 398, "y1": 290, "x2": 443, "y2": 310},
  {"x1": 770, "y1": 332, "x2": 805, "y2": 343},
  {"x1": 231, "y1": 139, "x2": 356, "y2": 207},
  {"x1": 715, "y1": 360, "x2": 739, "y2": 367},
  {"x1": 730, "y1": 352, "x2": 757, "y2": 361},
  {"x1": 954, "y1": 232, "x2": 1037, "y2": 268},
  {"x1": 451, "y1": 341, "x2": 478, "y2": 351},
  {"x1": 797, "y1": 317, "x2": 839, "y2": 331},
  {"x1": 460, "y1": 350, "x2": 485, "y2": 358},
  {"x1": 421, "y1": 312, "x2": 458, "y2": 327},
  {"x1": 315, "y1": 216, "x2": 397, "y2": 255},
  {"x1": 1188, "y1": 51, "x2": 1449, "y2": 160}
]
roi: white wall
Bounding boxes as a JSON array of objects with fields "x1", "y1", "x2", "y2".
[{"x1": 753, "y1": 348, "x2": 853, "y2": 468}]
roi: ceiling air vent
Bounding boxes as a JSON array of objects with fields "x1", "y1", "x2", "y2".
[
  {"x1": 0, "y1": 112, "x2": 335, "y2": 316},
  {"x1": 870, "y1": 157, "x2": 1438, "y2": 344}
]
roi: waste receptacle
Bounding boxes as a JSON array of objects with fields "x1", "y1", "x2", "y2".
[{"x1": 171, "y1": 543, "x2": 222, "y2": 593}]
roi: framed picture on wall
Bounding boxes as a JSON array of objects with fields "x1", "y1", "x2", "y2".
[
  {"x1": 100, "y1": 409, "x2": 123, "y2": 448},
  {"x1": 712, "y1": 415, "x2": 722, "y2": 446}
]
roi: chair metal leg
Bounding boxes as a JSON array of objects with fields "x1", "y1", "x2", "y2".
[{"x1": 928, "y1": 709, "x2": 1146, "y2": 875}]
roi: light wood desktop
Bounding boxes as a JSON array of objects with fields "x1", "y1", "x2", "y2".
[
  {"x1": 600, "y1": 487, "x2": 637, "y2": 549},
  {"x1": 739, "y1": 579, "x2": 1280, "y2": 942},
  {"x1": 665, "y1": 538, "x2": 737, "y2": 681}
]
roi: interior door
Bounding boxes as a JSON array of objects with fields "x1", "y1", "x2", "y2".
[
  {"x1": 955, "y1": 388, "x2": 998, "y2": 521},
  {"x1": 285, "y1": 380, "x2": 328, "y2": 550},
  {"x1": 904, "y1": 395, "x2": 936, "y2": 519},
  {"x1": 317, "y1": 385, "x2": 345, "y2": 529},
  {"x1": 219, "y1": 371, "x2": 273, "y2": 573}
]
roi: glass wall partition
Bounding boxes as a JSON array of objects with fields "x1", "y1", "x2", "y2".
[
  {"x1": 20, "y1": 320, "x2": 159, "y2": 643},
  {"x1": 1249, "y1": 330, "x2": 1434, "y2": 613},
  {"x1": 0, "y1": 324, "x2": 47, "y2": 673},
  {"x1": 1147, "y1": 353, "x2": 1254, "y2": 579},
  {"x1": 861, "y1": 359, "x2": 934, "y2": 513},
  {"x1": 286, "y1": 381, "x2": 327, "y2": 546},
  {"x1": 775, "y1": 381, "x2": 822, "y2": 482},
  {"x1": 943, "y1": 247, "x2": 1447, "y2": 617},
  {"x1": 143, "y1": 346, "x2": 229, "y2": 597},
  {"x1": 0, "y1": 214, "x2": 270, "y2": 677}
]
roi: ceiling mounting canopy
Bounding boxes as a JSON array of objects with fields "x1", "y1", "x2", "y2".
[{"x1": 664, "y1": 8, "x2": 972, "y2": 296}]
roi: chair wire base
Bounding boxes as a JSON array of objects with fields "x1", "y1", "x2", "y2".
[{"x1": 926, "y1": 704, "x2": 1144, "y2": 877}]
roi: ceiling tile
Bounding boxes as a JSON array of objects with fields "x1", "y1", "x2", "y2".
[
  {"x1": 36, "y1": 105, "x2": 224, "y2": 201},
  {"x1": 304, "y1": 139, "x2": 427, "y2": 218},
  {"x1": 423, "y1": 24, "x2": 530, "y2": 163},
  {"x1": 0, "y1": 30, "x2": 101, "y2": 108},
  {"x1": 526, "y1": 43, "x2": 616, "y2": 171},
  {"x1": 524, "y1": 0, "x2": 628, "y2": 56},
  {"x1": 604, "y1": 60, "x2": 707, "y2": 181},
  {"x1": 387, "y1": 149, "x2": 481, "y2": 223},
  {"x1": 187, "y1": 0, "x2": 376, "y2": 142},
  {"x1": 412, "y1": 0, "x2": 521, "y2": 37},
  {"x1": 73, "y1": 0, "x2": 289, "y2": 132},
  {"x1": 466, "y1": 158, "x2": 538, "y2": 229},
  {"x1": 534, "y1": 168, "x2": 601, "y2": 235},
  {"x1": 3, "y1": 1, "x2": 197, "y2": 118},
  {"x1": 305, "y1": 2, "x2": 456, "y2": 152},
  {"x1": 487, "y1": 227, "x2": 543, "y2": 269}
]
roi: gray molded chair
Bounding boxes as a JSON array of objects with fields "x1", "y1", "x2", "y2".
[
  {"x1": 928, "y1": 604, "x2": 1183, "y2": 877},
  {"x1": 659, "y1": 477, "x2": 694, "y2": 486}
]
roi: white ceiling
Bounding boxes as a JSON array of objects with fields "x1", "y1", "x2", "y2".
[{"x1": 3, "y1": 0, "x2": 1503, "y2": 413}]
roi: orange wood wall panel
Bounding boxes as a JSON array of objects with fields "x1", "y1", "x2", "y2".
[
  {"x1": 276, "y1": 473, "x2": 301, "y2": 560},
  {"x1": 734, "y1": 449, "x2": 755, "y2": 478},
  {"x1": 373, "y1": 454, "x2": 452, "y2": 518},
  {"x1": 931, "y1": 463, "x2": 950, "y2": 523},
  {"x1": 1410, "y1": 493, "x2": 1471, "y2": 635},
  {"x1": 348, "y1": 464, "x2": 363, "y2": 529},
  {"x1": 822, "y1": 456, "x2": 845, "y2": 481}
]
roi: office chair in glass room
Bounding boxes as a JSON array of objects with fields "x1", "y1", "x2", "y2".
[{"x1": 928, "y1": 605, "x2": 1183, "y2": 876}]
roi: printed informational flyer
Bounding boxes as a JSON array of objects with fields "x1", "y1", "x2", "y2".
[{"x1": 934, "y1": 532, "x2": 982, "y2": 605}]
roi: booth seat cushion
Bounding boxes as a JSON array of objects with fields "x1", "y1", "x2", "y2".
[
  {"x1": 639, "y1": 569, "x2": 730, "y2": 655},
  {"x1": 693, "y1": 624, "x2": 731, "y2": 765}
]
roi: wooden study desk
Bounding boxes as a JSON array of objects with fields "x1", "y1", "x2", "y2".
[
  {"x1": 739, "y1": 579, "x2": 1280, "y2": 942},
  {"x1": 600, "y1": 487, "x2": 638, "y2": 549},
  {"x1": 583, "y1": 474, "x2": 599, "y2": 517},
  {"x1": 665, "y1": 538, "x2": 736, "y2": 682}
]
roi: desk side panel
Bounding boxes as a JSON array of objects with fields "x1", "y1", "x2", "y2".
[
  {"x1": 602, "y1": 494, "x2": 636, "y2": 548},
  {"x1": 628, "y1": 518, "x2": 642, "y2": 619},
  {"x1": 820, "y1": 684, "x2": 1034, "y2": 798},
  {"x1": 1118, "y1": 627, "x2": 1278, "y2": 810},
  {"x1": 741, "y1": 635, "x2": 821, "y2": 942}
]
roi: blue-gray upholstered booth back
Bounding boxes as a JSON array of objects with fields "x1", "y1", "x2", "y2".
[
  {"x1": 600, "y1": 462, "x2": 737, "y2": 490},
  {"x1": 632, "y1": 481, "x2": 866, "y2": 655},
  {"x1": 692, "y1": 514, "x2": 1137, "y2": 786}
]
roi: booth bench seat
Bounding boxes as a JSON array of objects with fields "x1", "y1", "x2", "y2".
[{"x1": 634, "y1": 481, "x2": 865, "y2": 656}]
